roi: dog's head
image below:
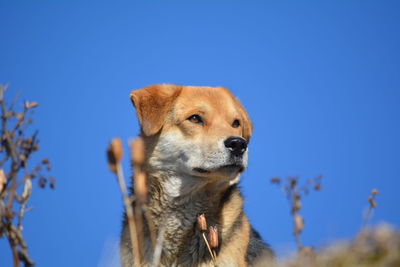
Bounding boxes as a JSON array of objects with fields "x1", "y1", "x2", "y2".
[{"x1": 130, "y1": 84, "x2": 253, "y2": 182}]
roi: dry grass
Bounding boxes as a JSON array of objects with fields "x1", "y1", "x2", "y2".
[{"x1": 281, "y1": 224, "x2": 400, "y2": 267}]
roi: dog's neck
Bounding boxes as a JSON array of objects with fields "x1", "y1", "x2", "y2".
[
  {"x1": 144, "y1": 167, "x2": 241, "y2": 262},
  {"x1": 146, "y1": 167, "x2": 237, "y2": 218}
]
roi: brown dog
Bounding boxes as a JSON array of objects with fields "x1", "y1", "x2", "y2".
[{"x1": 120, "y1": 84, "x2": 273, "y2": 266}]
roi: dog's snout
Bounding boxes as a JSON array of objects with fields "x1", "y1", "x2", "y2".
[{"x1": 224, "y1": 137, "x2": 247, "y2": 156}]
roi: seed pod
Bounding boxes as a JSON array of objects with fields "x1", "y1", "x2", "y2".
[
  {"x1": 371, "y1": 189, "x2": 379, "y2": 196},
  {"x1": 208, "y1": 226, "x2": 219, "y2": 249},
  {"x1": 38, "y1": 177, "x2": 46, "y2": 188},
  {"x1": 197, "y1": 214, "x2": 207, "y2": 232},
  {"x1": 289, "y1": 178, "x2": 297, "y2": 188},
  {"x1": 368, "y1": 196, "x2": 377, "y2": 207},
  {"x1": 131, "y1": 137, "x2": 145, "y2": 166},
  {"x1": 49, "y1": 176, "x2": 56, "y2": 189},
  {"x1": 270, "y1": 177, "x2": 281, "y2": 184},
  {"x1": 135, "y1": 172, "x2": 148, "y2": 203},
  {"x1": 107, "y1": 138, "x2": 123, "y2": 173}
]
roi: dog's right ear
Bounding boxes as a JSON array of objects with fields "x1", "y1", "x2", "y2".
[{"x1": 130, "y1": 84, "x2": 181, "y2": 136}]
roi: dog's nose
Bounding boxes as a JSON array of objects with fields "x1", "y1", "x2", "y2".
[{"x1": 224, "y1": 137, "x2": 247, "y2": 156}]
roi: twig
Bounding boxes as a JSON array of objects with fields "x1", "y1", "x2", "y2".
[
  {"x1": 116, "y1": 163, "x2": 142, "y2": 267},
  {"x1": 202, "y1": 232, "x2": 215, "y2": 263},
  {"x1": 8, "y1": 237, "x2": 21, "y2": 267},
  {"x1": 151, "y1": 225, "x2": 166, "y2": 267}
]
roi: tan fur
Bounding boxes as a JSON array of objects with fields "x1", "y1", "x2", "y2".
[{"x1": 121, "y1": 84, "x2": 273, "y2": 267}]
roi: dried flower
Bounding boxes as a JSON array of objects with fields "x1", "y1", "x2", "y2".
[
  {"x1": 208, "y1": 226, "x2": 219, "y2": 249},
  {"x1": 38, "y1": 177, "x2": 46, "y2": 188},
  {"x1": 270, "y1": 177, "x2": 281, "y2": 184},
  {"x1": 363, "y1": 188, "x2": 379, "y2": 228},
  {"x1": 131, "y1": 137, "x2": 145, "y2": 166},
  {"x1": 107, "y1": 138, "x2": 123, "y2": 173},
  {"x1": 197, "y1": 214, "x2": 207, "y2": 232},
  {"x1": 49, "y1": 176, "x2": 56, "y2": 189},
  {"x1": 135, "y1": 172, "x2": 148, "y2": 203},
  {"x1": 368, "y1": 196, "x2": 377, "y2": 207}
]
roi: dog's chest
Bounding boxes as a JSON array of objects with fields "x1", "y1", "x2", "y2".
[{"x1": 148, "y1": 192, "x2": 219, "y2": 264}]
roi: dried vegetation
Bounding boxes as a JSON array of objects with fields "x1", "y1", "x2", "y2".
[
  {"x1": 0, "y1": 84, "x2": 55, "y2": 267},
  {"x1": 107, "y1": 137, "x2": 400, "y2": 267}
]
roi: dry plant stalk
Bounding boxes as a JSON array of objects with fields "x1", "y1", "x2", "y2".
[
  {"x1": 197, "y1": 214, "x2": 216, "y2": 263},
  {"x1": 108, "y1": 137, "x2": 163, "y2": 266},
  {"x1": 0, "y1": 84, "x2": 55, "y2": 267},
  {"x1": 151, "y1": 225, "x2": 166, "y2": 267},
  {"x1": 107, "y1": 138, "x2": 142, "y2": 267},
  {"x1": 363, "y1": 188, "x2": 379, "y2": 228},
  {"x1": 130, "y1": 138, "x2": 157, "y2": 253},
  {"x1": 130, "y1": 138, "x2": 145, "y2": 255},
  {"x1": 271, "y1": 175, "x2": 323, "y2": 251}
]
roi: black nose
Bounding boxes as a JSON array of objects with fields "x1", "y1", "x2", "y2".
[{"x1": 224, "y1": 137, "x2": 247, "y2": 157}]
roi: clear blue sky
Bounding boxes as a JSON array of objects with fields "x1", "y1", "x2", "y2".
[{"x1": 1, "y1": 1, "x2": 399, "y2": 266}]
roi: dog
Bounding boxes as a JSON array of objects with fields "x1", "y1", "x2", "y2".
[{"x1": 120, "y1": 84, "x2": 274, "y2": 266}]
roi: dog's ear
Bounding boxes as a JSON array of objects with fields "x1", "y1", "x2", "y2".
[
  {"x1": 130, "y1": 84, "x2": 181, "y2": 136},
  {"x1": 233, "y1": 97, "x2": 253, "y2": 142}
]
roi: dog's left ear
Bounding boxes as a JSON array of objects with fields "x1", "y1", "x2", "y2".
[
  {"x1": 233, "y1": 97, "x2": 253, "y2": 142},
  {"x1": 130, "y1": 84, "x2": 181, "y2": 136}
]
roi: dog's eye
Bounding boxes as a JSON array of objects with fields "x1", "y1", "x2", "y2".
[
  {"x1": 232, "y1": 119, "x2": 240, "y2": 128},
  {"x1": 187, "y1": 114, "x2": 203, "y2": 124}
]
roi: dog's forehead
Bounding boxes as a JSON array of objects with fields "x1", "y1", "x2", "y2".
[{"x1": 174, "y1": 86, "x2": 237, "y2": 114}]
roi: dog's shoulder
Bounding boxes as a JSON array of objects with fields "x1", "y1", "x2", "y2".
[{"x1": 246, "y1": 227, "x2": 275, "y2": 266}]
